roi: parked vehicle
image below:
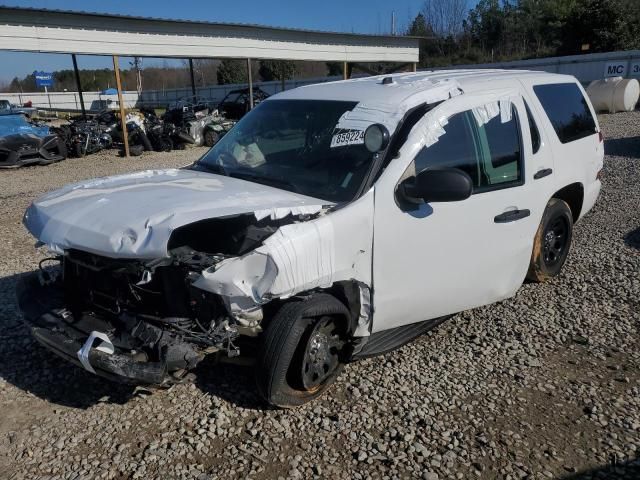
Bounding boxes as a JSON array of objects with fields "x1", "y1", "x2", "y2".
[
  {"x1": 96, "y1": 111, "x2": 153, "y2": 156},
  {"x1": 0, "y1": 114, "x2": 66, "y2": 168},
  {"x1": 139, "y1": 108, "x2": 178, "y2": 152},
  {"x1": 203, "y1": 112, "x2": 236, "y2": 147},
  {"x1": 17, "y1": 71, "x2": 603, "y2": 407},
  {"x1": 217, "y1": 87, "x2": 270, "y2": 120},
  {"x1": 163, "y1": 100, "x2": 213, "y2": 147},
  {"x1": 52, "y1": 117, "x2": 113, "y2": 158},
  {"x1": 0, "y1": 99, "x2": 37, "y2": 118}
]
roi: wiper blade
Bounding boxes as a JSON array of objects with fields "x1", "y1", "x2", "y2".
[
  {"x1": 230, "y1": 172, "x2": 298, "y2": 192},
  {"x1": 192, "y1": 161, "x2": 227, "y2": 176}
]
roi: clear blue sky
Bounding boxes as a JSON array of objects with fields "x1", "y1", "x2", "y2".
[{"x1": 0, "y1": 0, "x2": 469, "y2": 82}]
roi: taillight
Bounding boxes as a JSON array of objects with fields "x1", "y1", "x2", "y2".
[{"x1": 598, "y1": 131, "x2": 604, "y2": 143}]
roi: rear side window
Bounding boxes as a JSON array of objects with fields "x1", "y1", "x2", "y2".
[
  {"x1": 533, "y1": 83, "x2": 597, "y2": 144},
  {"x1": 414, "y1": 105, "x2": 522, "y2": 192}
]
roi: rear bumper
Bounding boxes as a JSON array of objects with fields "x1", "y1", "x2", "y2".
[{"x1": 16, "y1": 272, "x2": 168, "y2": 385}]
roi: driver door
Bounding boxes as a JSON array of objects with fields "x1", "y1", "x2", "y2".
[{"x1": 371, "y1": 95, "x2": 545, "y2": 332}]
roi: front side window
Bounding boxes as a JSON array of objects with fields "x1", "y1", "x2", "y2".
[
  {"x1": 533, "y1": 83, "x2": 597, "y2": 144},
  {"x1": 195, "y1": 99, "x2": 384, "y2": 202},
  {"x1": 413, "y1": 105, "x2": 522, "y2": 192}
]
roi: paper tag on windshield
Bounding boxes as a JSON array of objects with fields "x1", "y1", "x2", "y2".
[{"x1": 330, "y1": 130, "x2": 365, "y2": 148}]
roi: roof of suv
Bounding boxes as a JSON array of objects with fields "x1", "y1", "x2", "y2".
[{"x1": 273, "y1": 69, "x2": 575, "y2": 105}]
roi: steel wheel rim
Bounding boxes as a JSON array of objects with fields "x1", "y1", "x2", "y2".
[
  {"x1": 543, "y1": 216, "x2": 569, "y2": 266},
  {"x1": 301, "y1": 317, "x2": 344, "y2": 390}
]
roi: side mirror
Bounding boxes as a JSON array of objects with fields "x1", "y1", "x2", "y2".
[{"x1": 398, "y1": 167, "x2": 473, "y2": 204}]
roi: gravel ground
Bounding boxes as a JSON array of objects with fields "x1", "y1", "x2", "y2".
[{"x1": 0, "y1": 114, "x2": 639, "y2": 480}]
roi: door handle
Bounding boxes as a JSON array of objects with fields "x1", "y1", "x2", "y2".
[
  {"x1": 494, "y1": 209, "x2": 530, "y2": 223},
  {"x1": 533, "y1": 168, "x2": 553, "y2": 179}
]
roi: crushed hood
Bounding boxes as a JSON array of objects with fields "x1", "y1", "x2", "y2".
[{"x1": 24, "y1": 168, "x2": 328, "y2": 259}]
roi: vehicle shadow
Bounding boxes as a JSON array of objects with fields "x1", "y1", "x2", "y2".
[
  {"x1": 192, "y1": 357, "x2": 269, "y2": 410},
  {"x1": 604, "y1": 136, "x2": 640, "y2": 158},
  {"x1": 0, "y1": 270, "x2": 268, "y2": 410},
  {"x1": 624, "y1": 227, "x2": 640, "y2": 250},
  {"x1": 560, "y1": 456, "x2": 640, "y2": 479}
]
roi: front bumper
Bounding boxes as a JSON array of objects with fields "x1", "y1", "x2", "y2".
[
  {"x1": 16, "y1": 272, "x2": 168, "y2": 385},
  {"x1": 0, "y1": 135, "x2": 66, "y2": 169}
]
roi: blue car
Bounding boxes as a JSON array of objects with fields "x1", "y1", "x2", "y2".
[{"x1": 0, "y1": 114, "x2": 67, "y2": 168}]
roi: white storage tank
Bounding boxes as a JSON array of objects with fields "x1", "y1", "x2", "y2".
[{"x1": 587, "y1": 77, "x2": 640, "y2": 113}]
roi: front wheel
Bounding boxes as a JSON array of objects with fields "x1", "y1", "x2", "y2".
[
  {"x1": 255, "y1": 294, "x2": 350, "y2": 408},
  {"x1": 527, "y1": 198, "x2": 573, "y2": 282}
]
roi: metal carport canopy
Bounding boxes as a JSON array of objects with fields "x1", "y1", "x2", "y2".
[{"x1": 0, "y1": 7, "x2": 420, "y2": 63}]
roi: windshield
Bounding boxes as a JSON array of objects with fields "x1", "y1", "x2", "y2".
[{"x1": 194, "y1": 99, "x2": 378, "y2": 202}]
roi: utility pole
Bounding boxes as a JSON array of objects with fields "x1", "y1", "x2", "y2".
[
  {"x1": 113, "y1": 55, "x2": 129, "y2": 158},
  {"x1": 391, "y1": 11, "x2": 396, "y2": 36}
]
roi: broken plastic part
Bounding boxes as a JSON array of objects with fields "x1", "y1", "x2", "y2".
[
  {"x1": 77, "y1": 331, "x2": 115, "y2": 374},
  {"x1": 353, "y1": 282, "x2": 373, "y2": 337},
  {"x1": 253, "y1": 205, "x2": 324, "y2": 221}
]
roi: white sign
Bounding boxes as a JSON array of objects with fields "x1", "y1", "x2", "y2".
[
  {"x1": 630, "y1": 62, "x2": 640, "y2": 77},
  {"x1": 604, "y1": 62, "x2": 627, "y2": 77}
]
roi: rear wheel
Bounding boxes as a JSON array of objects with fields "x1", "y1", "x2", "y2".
[
  {"x1": 527, "y1": 198, "x2": 573, "y2": 282},
  {"x1": 255, "y1": 294, "x2": 349, "y2": 408}
]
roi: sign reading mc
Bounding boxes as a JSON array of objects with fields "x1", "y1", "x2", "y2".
[{"x1": 604, "y1": 62, "x2": 627, "y2": 78}]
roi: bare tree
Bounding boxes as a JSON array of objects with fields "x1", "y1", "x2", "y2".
[{"x1": 422, "y1": 0, "x2": 469, "y2": 37}]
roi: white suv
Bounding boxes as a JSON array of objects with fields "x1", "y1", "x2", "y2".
[{"x1": 18, "y1": 70, "x2": 603, "y2": 407}]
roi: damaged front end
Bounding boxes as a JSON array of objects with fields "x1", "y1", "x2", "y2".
[{"x1": 17, "y1": 213, "x2": 295, "y2": 385}]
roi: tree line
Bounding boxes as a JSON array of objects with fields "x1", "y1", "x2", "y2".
[
  {"x1": 1, "y1": 59, "x2": 322, "y2": 94},
  {"x1": 408, "y1": 0, "x2": 640, "y2": 67}
]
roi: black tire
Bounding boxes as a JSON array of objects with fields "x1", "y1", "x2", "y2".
[
  {"x1": 73, "y1": 142, "x2": 85, "y2": 158},
  {"x1": 120, "y1": 144, "x2": 144, "y2": 157},
  {"x1": 204, "y1": 129, "x2": 220, "y2": 147},
  {"x1": 255, "y1": 294, "x2": 350, "y2": 408},
  {"x1": 135, "y1": 131, "x2": 153, "y2": 152},
  {"x1": 176, "y1": 131, "x2": 196, "y2": 145},
  {"x1": 527, "y1": 198, "x2": 573, "y2": 282}
]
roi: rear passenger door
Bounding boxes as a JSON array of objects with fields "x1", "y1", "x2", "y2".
[
  {"x1": 372, "y1": 94, "x2": 546, "y2": 331},
  {"x1": 523, "y1": 80, "x2": 603, "y2": 217}
]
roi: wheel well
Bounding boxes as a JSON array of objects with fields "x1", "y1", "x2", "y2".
[
  {"x1": 261, "y1": 285, "x2": 360, "y2": 335},
  {"x1": 552, "y1": 183, "x2": 583, "y2": 223}
]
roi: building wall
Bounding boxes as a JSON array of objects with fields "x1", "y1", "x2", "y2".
[
  {"x1": 0, "y1": 75, "x2": 344, "y2": 112},
  {"x1": 442, "y1": 50, "x2": 640, "y2": 83}
]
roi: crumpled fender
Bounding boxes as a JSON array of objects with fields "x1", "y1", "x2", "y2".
[{"x1": 193, "y1": 189, "x2": 375, "y2": 334}]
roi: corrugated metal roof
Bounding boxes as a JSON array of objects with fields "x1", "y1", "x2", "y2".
[
  {"x1": 0, "y1": 6, "x2": 420, "y2": 62},
  {"x1": 0, "y1": 5, "x2": 427, "y2": 41}
]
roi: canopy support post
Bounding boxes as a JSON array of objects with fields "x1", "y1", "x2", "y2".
[
  {"x1": 71, "y1": 54, "x2": 86, "y2": 117},
  {"x1": 247, "y1": 58, "x2": 254, "y2": 110},
  {"x1": 113, "y1": 55, "x2": 129, "y2": 158},
  {"x1": 343, "y1": 61, "x2": 349, "y2": 80},
  {"x1": 188, "y1": 58, "x2": 197, "y2": 102}
]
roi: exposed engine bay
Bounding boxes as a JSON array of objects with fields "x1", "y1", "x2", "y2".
[{"x1": 19, "y1": 213, "x2": 297, "y2": 384}]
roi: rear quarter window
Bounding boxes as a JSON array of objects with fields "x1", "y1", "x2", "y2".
[{"x1": 533, "y1": 83, "x2": 597, "y2": 144}]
